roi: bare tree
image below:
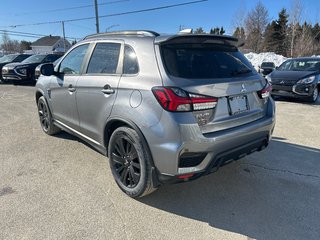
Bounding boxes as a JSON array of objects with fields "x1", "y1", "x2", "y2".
[
  {"x1": 294, "y1": 22, "x2": 314, "y2": 56},
  {"x1": 244, "y1": 1, "x2": 269, "y2": 52},
  {"x1": 231, "y1": 0, "x2": 247, "y2": 30},
  {"x1": 289, "y1": 0, "x2": 303, "y2": 57},
  {"x1": 1, "y1": 31, "x2": 11, "y2": 54}
]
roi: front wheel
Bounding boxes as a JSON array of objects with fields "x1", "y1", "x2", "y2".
[
  {"x1": 308, "y1": 87, "x2": 319, "y2": 103},
  {"x1": 37, "y1": 96, "x2": 60, "y2": 135},
  {"x1": 108, "y1": 127, "x2": 157, "y2": 198}
]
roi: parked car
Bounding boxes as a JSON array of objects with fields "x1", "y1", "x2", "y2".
[
  {"x1": 0, "y1": 54, "x2": 32, "y2": 82},
  {"x1": 259, "y1": 61, "x2": 275, "y2": 76},
  {"x1": 266, "y1": 57, "x2": 320, "y2": 102},
  {"x1": 35, "y1": 30, "x2": 275, "y2": 198},
  {"x1": 2, "y1": 53, "x2": 62, "y2": 83},
  {"x1": 34, "y1": 57, "x2": 62, "y2": 81}
]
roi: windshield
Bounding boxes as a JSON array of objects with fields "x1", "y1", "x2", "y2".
[
  {"x1": 278, "y1": 59, "x2": 320, "y2": 71},
  {"x1": 161, "y1": 44, "x2": 253, "y2": 79},
  {"x1": 0, "y1": 55, "x2": 17, "y2": 63},
  {"x1": 22, "y1": 55, "x2": 46, "y2": 64}
]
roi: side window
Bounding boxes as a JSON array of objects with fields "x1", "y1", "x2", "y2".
[
  {"x1": 59, "y1": 44, "x2": 89, "y2": 75},
  {"x1": 87, "y1": 43, "x2": 121, "y2": 74},
  {"x1": 15, "y1": 55, "x2": 27, "y2": 62},
  {"x1": 123, "y1": 45, "x2": 139, "y2": 74}
]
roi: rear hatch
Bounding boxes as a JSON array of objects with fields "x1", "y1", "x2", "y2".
[{"x1": 155, "y1": 35, "x2": 270, "y2": 134}]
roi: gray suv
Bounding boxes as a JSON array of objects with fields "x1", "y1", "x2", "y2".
[{"x1": 35, "y1": 30, "x2": 275, "y2": 198}]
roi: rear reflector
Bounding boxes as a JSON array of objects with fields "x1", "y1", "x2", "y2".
[
  {"x1": 258, "y1": 83, "x2": 272, "y2": 98},
  {"x1": 177, "y1": 173, "x2": 194, "y2": 179},
  {"x1": 152, "y1": 87, "x2": 217, "y2": 112}
]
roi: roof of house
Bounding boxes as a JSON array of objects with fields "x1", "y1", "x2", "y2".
[{"x1": 32, "y1": 36, "x2": 61, "y2": 47}]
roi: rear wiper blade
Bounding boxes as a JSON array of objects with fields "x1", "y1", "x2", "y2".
[{"x1": 231, "y1": 69, "x2": 252, "y2": 76}]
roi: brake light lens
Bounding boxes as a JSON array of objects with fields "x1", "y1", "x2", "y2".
[
  {"x1": 258, "y1": 83, "x2": 272, "y2": 99},
  {"x1": 152, "y1": 87, "x2": 218, "y2": 112}
]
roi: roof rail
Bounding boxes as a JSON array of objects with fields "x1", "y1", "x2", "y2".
[{"x1": 83, "y1": 30, "x2": 160, "y2": 40}]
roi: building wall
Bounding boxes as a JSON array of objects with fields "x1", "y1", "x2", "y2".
[{"x1": 31, "y1": 46, "x2": 53, "y2": 54}]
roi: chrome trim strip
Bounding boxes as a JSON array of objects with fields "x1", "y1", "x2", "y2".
[{"x1": 54, "y1": 119, "x2": 102, "y2": 146}]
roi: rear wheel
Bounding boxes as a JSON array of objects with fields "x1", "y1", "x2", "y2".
[
  {"x1": 108, "y1": 127, "x2": 157, "y2": 198},
  {"x1": 37, "y1": 96, "x2": 60, "y2": 135}
]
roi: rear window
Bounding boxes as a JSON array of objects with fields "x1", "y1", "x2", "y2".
[
  {"x1": 261, "y1": 62, "x2": 275, "y2": 68},
  {"x1": 161, "y1": 44, "x2": 253, "y2": 79}
]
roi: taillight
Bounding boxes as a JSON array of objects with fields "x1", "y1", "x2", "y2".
[
  {"x1": 258, "y1": 83, "x2": 272, "y2": 99},
  {"x1": 152, "y1": 87, "x2": 218, "y2": 112}
]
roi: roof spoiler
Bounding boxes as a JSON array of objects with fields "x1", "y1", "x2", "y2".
[{"x1": 155, "y1": 34, "x2": 244, "y2": 48}]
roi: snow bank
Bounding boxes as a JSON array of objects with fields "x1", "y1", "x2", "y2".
[{"x1": 244, "y1": 52, "x2": 287, "y2": 68}]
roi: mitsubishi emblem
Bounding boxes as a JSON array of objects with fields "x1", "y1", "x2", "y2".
[{"x1": 241, "y1": 83, "x2": 247, "y2": 93}]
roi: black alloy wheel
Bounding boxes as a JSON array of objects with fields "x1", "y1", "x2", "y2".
[
  {"x1": 108, "y1": 127, "x2": 156, "y2": 198},
  {"x1": 38, "y1": 99, "x2": 50, "y2": 132},
  {"x1": 37, "y1": 96, "x2": 60, "y2": 135},
  {"x1": 111, "y1": 135, "x2": 141, "y2": 188}
]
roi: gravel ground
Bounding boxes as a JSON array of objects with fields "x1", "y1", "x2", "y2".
[{"x1": 0, "y1": 84, "x2": 319, "y2": 240}]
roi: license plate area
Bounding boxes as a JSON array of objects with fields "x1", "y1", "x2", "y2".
[{"x1": 228, "y1": 95, "x2": 249, "y2": 115}]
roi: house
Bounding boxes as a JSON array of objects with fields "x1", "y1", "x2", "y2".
[{"x1": 31, "y1": 36, "x2": 71, "y2": 54}]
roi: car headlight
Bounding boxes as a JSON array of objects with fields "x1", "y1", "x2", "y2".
[
  {"x1": 297, "y1": 75, "x2": 316, "y2": 84},
  {"x1": 15, "y1": 67, "x2": 28, "y2": 76},
  {"x1": 265, "y1": 74, "x2": 272, "y2": 83}
]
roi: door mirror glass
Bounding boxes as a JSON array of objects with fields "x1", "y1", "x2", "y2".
[{"x1": 40, "y1": 63, "x2": 54, "y2": 76}]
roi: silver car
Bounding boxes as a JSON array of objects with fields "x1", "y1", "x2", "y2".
[{"x1": 35, "y1": 30, "x2": 275, "y2": 198}]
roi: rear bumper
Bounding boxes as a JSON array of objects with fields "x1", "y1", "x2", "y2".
[{"x1": 146, "y1": 98, "x2": 275, "y2": 178}]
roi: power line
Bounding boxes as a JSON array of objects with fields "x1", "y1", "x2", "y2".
[
  {"x1": 0, "y1": 30, "x2": 81, "y2": 40},
  {"x1": 5, "y1": 0, "x2": 208, "y2": 28},
  {"x1": 3, "y1": 0, "x2": 130, "y2": 17}
]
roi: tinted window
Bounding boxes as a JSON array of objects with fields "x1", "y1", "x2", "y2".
[
  {"x1": 278, "y1": 59, "x2": 320, "y2": 71},
  {"x1": 14, "y1": 55, "x2": 30, "y2": 62},
  {"x1": 123, "y1": 45, "x2": 139, "y2": 74},
  {"x1": 87, "y1": 43, "x2": 121, "y2": 74},
  {"x1": 161, "y1": 44, "x2": 253, "y2": 79},
  {"x1": 59, "y1": 44, "x2": 89, "y2": 75}
]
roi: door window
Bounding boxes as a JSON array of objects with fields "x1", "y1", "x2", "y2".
[
  {"x1": 59, "y1": 44, "x2": 89, "y2": 75},
  {"x1": 87, "y1": 43, "x2": 121, "y2": 74}
]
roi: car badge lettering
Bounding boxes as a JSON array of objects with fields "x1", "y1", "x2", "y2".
[{"x1": 280, "y1": 80, "x2": 285, "y2": 84}]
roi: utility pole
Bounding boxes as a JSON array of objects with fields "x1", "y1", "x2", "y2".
[
  {"x1": 62, "y1": 21, "x2": 66, "y2": 52},
  {"x1": 94, "y1": 0, "x2": 100, "y2": 33}
]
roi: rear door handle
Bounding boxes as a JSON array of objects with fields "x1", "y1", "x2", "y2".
[
  {"x1": 101, "y1": 84, "x2": 115, "y2": 94},
  {"x1": 68, "y1": 84, "x2": 76, "y2": 92}
]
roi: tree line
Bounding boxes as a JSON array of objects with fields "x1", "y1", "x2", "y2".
[
  {"x1": 233, "y1": 1, "x2": 320, "y2": 57},
  {"x1": 1, "y1": 32, "x2": 32, "y2": 55},
  {"x1": 192, "y1": 1, "x2": 320, "y2": 57}
]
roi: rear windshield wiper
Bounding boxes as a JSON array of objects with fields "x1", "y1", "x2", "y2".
[{"x1": 231, "y1": 69, "x2": 252, "y2": 76}]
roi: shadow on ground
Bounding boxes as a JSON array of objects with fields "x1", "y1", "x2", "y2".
[{"x1": 140, "y1": 139, "x2": 320, "y2": 239}]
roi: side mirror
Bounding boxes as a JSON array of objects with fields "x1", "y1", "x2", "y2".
[
  {"x1": 40, "y1": 63, "x2": 55, "y2": 76},
  {"x1": 275, "y1": 66, "x2": 279, "y2": 70}
]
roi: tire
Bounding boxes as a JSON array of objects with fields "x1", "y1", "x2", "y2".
[
  {"x1": 108, "y1": 126, "x2": 157, "y2": 198},
  {"x1": 37, "y1": 96, "x2": 61, "y2": 135},
  {"x1": 308, "y1": 87, "x2": 319, "y2": 103}
]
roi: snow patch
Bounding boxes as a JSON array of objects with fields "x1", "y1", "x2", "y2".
[{"x1": 245, "y1": 52, "x2": 287, "y2": 68}]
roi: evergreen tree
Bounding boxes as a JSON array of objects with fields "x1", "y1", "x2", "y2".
[
  {"x1": 274, "y1": 8, "x2": 289, "y2": 56},
  {"x1": 194, "y1": 27, "x2": 205, "y2": 34}
]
